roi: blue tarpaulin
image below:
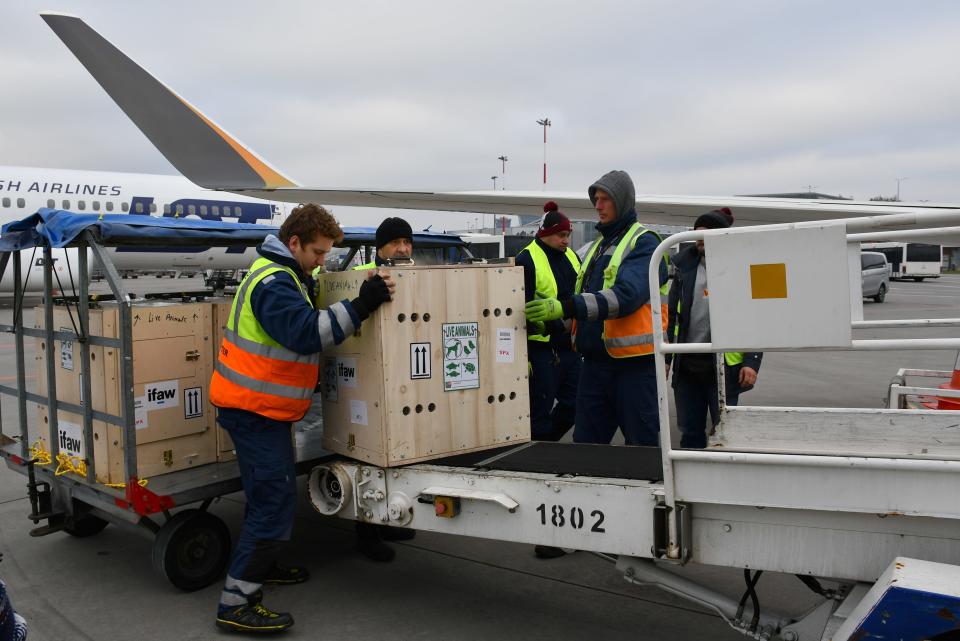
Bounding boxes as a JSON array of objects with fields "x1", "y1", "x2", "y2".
[{"x1": 0, "y1": 209, "x2": 464, "y2": 251}]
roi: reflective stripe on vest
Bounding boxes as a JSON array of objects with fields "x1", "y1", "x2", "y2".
[
  {"x1": 518, "y1": 241, "x2": 580, "y2": 342},
  {"x1": 209, "y1": 257, "x2": 319, "y2": 422},
  {"x1": 573, "y1": 222, "x2": 669, "y2": 358},
  {"x1": 673, "y1": 276, "x2": 744, "y2": 366},
  {"x1": 353, "y1": 262, "x2": 376, "y2": 271}
]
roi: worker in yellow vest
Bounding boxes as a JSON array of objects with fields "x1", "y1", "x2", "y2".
[
  {"x1": 517, "y1": 201, "x2": 583, "y2": 560},
  {"x1": 211, "y1": 204, "x2": 394, "y2": 633},
  {"x1": 516, "y1": 201, "x2": 581, "y2": 443},
  {"x1": 666, "y1": 208, "x2": 763, "y2": 448},
  {"x1": 354, "y1": 217, "x2": 414, "y2": 270},
  {"x1": 526, "y1": 170, "x2": 669, "y2": 446},
  {"x1": 351, "y1": 216, "x2": 417, "y2": 562}
]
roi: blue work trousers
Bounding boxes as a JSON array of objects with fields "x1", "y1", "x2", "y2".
[
  {"x1": 218, "y1": 409, "x2": 297, "y2": 584},
  {"x1": 528, "y1": 345, "x2": 581, "y2": 441},
  {"x1": 674, "y1": 366, "x2": 742, "y2": 449},
  {"x1": 573, "y1": 356, "x2": 660, "y2": 446}
]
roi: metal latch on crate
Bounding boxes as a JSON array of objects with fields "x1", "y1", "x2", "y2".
[
  {"x1": 184, "y1": 350, "x2": 200, "y2": 361},
  {"x1": 417, "y1": 486, "x2": 519, "y2": 512}
]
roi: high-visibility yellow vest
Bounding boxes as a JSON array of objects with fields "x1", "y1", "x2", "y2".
[
  {"x1": 353, "y1": 261, "x2": 376, "y2": 271},
  {"x1": 574, "y1": 222, "x2": 669, "y2": 358},
  {"x1": 210, "y1": 257, "x2": 319, "y2": 422},
  {"x1": 518, "y1": 240, "x2": 580, "y2": 342}
]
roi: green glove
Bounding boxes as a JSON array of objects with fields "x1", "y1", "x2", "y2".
[
  {"x1": 527, "y1": 320, "x2": 546, "y2": 336},
  {"x1": 525, "y1": 297, "x2": 563, "y2": 322}
]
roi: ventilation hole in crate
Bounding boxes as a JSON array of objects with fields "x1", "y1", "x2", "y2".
[
  {"x1": 509, "y1": 391, "x2": 516, "y2": 400},
  {"x1": 410, "y1": 313, "x2": 419, "y2": 322},
  {"x1": 487, "y1": 395, "x2": 495, "y2": 404},
  {"x1": 90, "y1": 352, "x2": 96, "y2": 361},
  {"x1": 482, "y1": 309, "x2": 490, "y2": 317},
  {"x1": 415, "y1": 404, "x2": 423, "y2": 413},
  {"x1": 402, "y1": 406, "x2": 411, "y2": 415},
  {"x1": 40, "y1": 342, "x2": 45, "y2": 350},
  {"x1": 494, "y1": 308, "x2": 501, "y2": 317},
  {"x1": 498, "y1": 394, "x2": 506, "y2": 402},
  {"x1": 398, "y1": 313, "x2": 406, "y2": 322},
  {"x1": 423, "y1": 313, "x2": 431, "y2": 322},
  {"x1": 505, "y1": 308, "x2": 513, "y2": 316},
  {"x1": 428, "y1": 403, "x2": 436, "y2": 412}
]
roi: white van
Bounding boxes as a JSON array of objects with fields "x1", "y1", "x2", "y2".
[{"x1": 861, "y1": 251, "x2": 890, "y2": 303}]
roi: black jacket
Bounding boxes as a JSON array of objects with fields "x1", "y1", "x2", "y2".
[{"x1": 666, "y1": 244, "x2": 762, "y2": 373}]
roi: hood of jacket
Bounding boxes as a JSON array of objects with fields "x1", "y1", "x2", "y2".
[{"x1": 589, "y1": 170, "x2": 638, "y2": 238}]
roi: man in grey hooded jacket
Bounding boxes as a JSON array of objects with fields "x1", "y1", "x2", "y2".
[{"x1": 526, "y1": 170, "x2": 668, "y2": 446}]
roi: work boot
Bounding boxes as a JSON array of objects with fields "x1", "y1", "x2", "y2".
[
  {"x1": 378, "y1": 525, "x2": 416, "y2": 542},
  {"x1": 534, "y1": 545, "x2": 567, "y2": 559},
  {"x1": 215, "y1": 599, "x2": 294, "y2": 634},
  {"x1": 264, "y1": 563, "x2": 310, "y2": 585},
  {"x1": 356, "y1": 522, "x2": 395, "y2": 562}
]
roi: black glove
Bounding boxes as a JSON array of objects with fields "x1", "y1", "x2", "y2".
[{"x1": 350, "y1": 274, "x2": 391, "y2": 321}]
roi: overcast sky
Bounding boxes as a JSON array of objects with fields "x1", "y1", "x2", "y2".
[{"x1": 1, "y1": 1, "x2": 959, "y2": 229}]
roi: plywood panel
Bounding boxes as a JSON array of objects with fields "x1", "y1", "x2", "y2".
[{"x1": 316, "y1": 264, "x2": 530, "y2": 466}]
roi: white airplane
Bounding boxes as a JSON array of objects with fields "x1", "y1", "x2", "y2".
[
  {"x1": 5, "y1": 12, "x2": 959, "y2": 292},
  {"x1": 0, "y1": 166, "x2": 291, "y2": 292}
]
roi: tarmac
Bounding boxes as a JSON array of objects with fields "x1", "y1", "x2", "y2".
[{"x1": 1, "y1": 274, "x2": 958, "y2": 640}]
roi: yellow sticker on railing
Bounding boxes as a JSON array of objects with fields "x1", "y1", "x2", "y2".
[{"x1": 750, "y1": 263, "x2": 788, "y2": 299}]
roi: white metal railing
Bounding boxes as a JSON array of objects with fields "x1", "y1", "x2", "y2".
[{"x1": 648, "y1": 213, "x2": 960, "y2": 560}]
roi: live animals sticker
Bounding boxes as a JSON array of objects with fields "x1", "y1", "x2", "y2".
[{"x1": 442, "y1": 322, "x2": 479, "y2": 391}]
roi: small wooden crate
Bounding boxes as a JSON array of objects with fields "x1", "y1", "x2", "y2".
[
  {"x1": 315, "y1": 263, "x2": 530, "y2": 467},
  {"x1": 34, "y1": 301, "x2": 218, "y2": 483}
]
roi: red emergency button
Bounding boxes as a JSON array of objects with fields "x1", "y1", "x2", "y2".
[{"x1": 435, "y1": 502, "x2": 447, "y2": 516}]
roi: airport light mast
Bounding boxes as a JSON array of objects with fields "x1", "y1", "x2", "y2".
[
  {"x1": 896, "y1": 177, "x2": 908, "y2": 201},
  {"x1": 497, "y1": 155, "x2": 508, "y2": 190},
  {"x1": 491, "y1": 175, "x2": 498, "y2": 190},
  {"x1": 536, "y1": 118, "x2": 551, "y2": 186}
]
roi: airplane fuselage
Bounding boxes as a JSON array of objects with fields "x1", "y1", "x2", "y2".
[{"x1": 0, "y1": 166, "x2": 290, "y2": 292}]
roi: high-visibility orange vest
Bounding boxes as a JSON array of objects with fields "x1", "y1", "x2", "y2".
[
  {"x1": 573, "y1": 222, "x2": 669, "y2": 358},
  {"x1": 210, "y1": 257, "x2": 319, "y2": 422}
]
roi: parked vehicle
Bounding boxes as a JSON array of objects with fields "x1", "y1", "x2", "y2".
[
  {"x1": 861, "y1": 251, "x2": 890, "y2": 302},
  {"x1": 861, "y1": 241, "x2": 942, "y2": 281}
]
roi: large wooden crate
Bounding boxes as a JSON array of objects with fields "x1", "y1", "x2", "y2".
[
  {"x1": 34, "y1": 301, "x2": 218, "y2": 484},
  {"x1": 315, "y1": 264, "x2": 531, "y2": 466}
]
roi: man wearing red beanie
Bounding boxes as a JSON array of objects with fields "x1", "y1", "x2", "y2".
[{"x1": 516, "y1": 201, "x2": 582, "y2": 558}]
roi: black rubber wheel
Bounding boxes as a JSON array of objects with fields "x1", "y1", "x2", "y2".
[
  {"x1": 63, "y1": 513, "x2": 109, "y2": 538},
  {"x1": 873, "y1": 283, "x2": 886, "y2": 303},
  {"x1": 151, "y1": 509, "x2": 231, "y2": 591},
  {"x1": 912, "y1": 277, "x2": 924, "y2": 282}
]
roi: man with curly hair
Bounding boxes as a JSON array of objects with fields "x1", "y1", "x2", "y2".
[{"x1": 210, "y1": 203, "x2": 395, "y2": 633}]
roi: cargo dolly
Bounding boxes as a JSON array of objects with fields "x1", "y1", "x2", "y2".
[{"x1": 0, "y1": 210, "x2": 469, "y2": 591}]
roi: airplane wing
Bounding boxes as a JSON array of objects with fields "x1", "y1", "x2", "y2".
[{"x1": 41, "y1": 13, "x2": 960, "y2": 228}]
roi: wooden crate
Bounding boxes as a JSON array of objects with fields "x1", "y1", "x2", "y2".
[
  {"x1": 33, "y1": 301, "x2": 218, "y2": 483},
  {"x1": 315, "y1": 264, "x2": 530, "y2": 467}
]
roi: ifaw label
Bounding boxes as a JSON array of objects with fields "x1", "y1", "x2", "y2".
[
  {"x1": 58, "y1": 420, "x2": 84, "y2": 458},
  {"x1": 144, "y1": 380, "x2": 180, "y2": 410}
]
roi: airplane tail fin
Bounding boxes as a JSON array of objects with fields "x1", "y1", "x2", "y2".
[{"x1": 40, "y1": 12, "x2": 297, "y2": 190}]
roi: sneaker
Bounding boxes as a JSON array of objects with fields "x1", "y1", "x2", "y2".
[
  {"x1": 264, "y1": 563, "x2": 310, "y2": 585},
  {"x1": 534, "y1": 545, "x2": 568, "y2": 559},
  {"x1": 215, "y1": 602, "x2": 294, "y2": 634}
]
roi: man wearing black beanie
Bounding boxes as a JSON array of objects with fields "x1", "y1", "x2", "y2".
[
  {"x1": 355, "y1": 217, "x2": 414, "y2": 269},
  {"x1": 351, "y1": 215, "x2": 417, "y2": 562},
  {"x1": 666, "y1": 208, "x2": 763, "y2": 448}
]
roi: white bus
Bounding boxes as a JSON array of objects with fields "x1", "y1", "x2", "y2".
[{"x1": 860, "y1": 242, "x2": 942, "y2": 281}]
